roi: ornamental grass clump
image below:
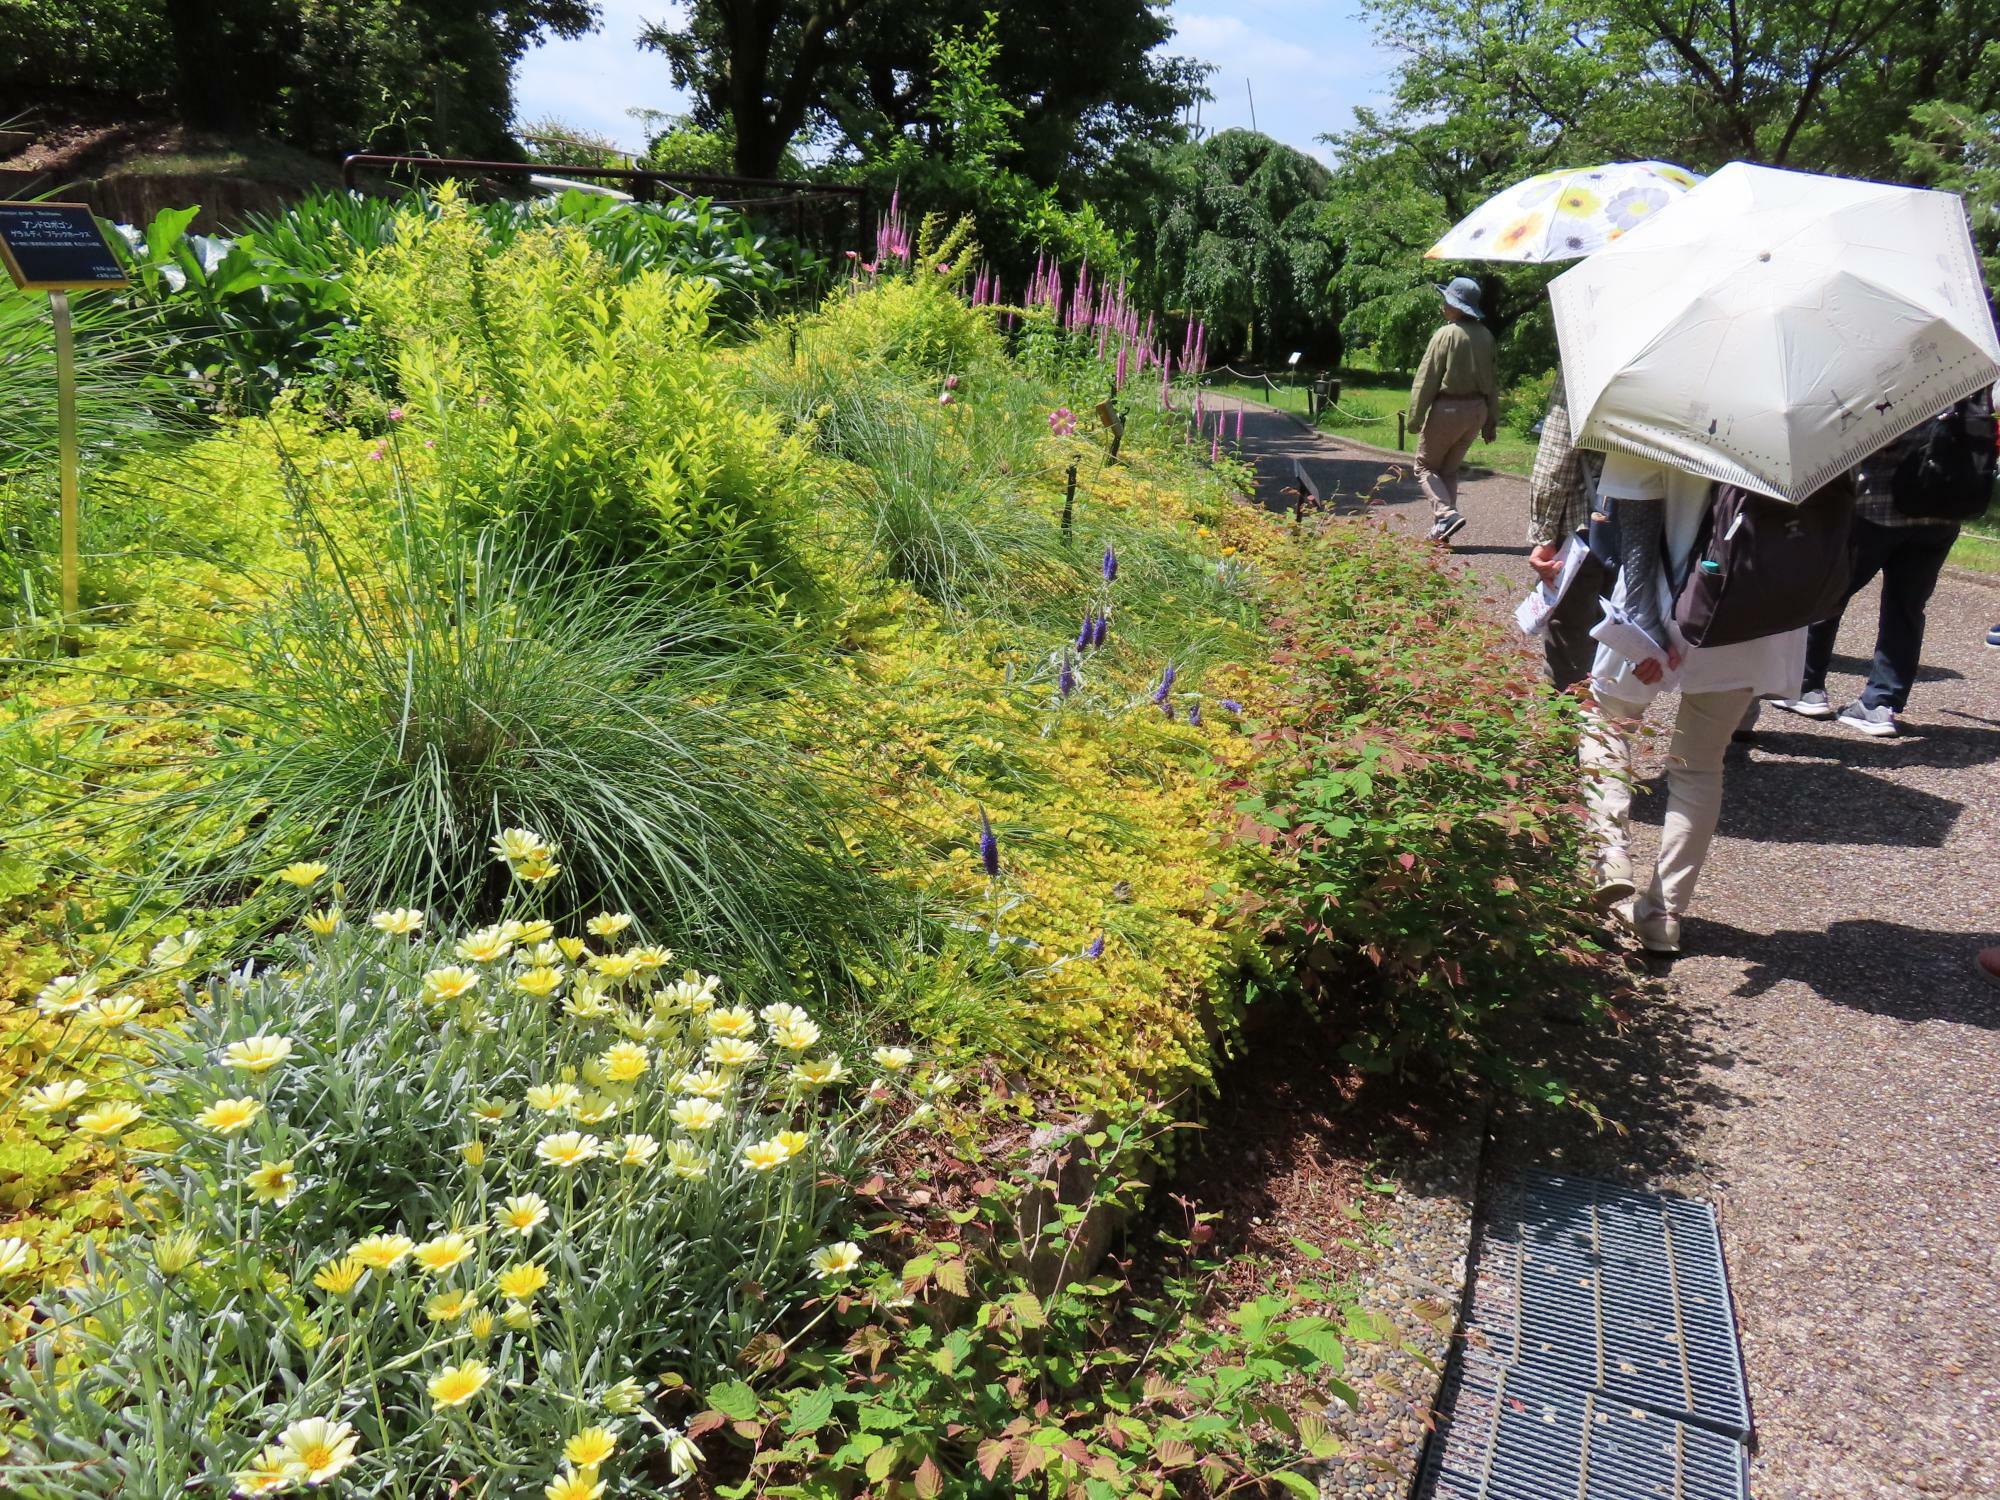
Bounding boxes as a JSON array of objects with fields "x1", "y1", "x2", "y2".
[{"x1": 0, "y1": 845, "x2": 923, "y2": 1498}]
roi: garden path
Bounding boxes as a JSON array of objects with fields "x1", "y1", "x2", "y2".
[{"x1": 1216, "y1": 395, "x2": 2000, "y2": 1500}]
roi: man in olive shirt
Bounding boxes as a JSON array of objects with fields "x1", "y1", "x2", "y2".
[{"x1": 1409, "y1": 277, "x2": 1499, "y2": 544}]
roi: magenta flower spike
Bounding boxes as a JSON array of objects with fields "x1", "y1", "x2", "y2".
[
  {"x1": 1236, "y1": 405, "x2": 1245, "y2": 443},
  {"x1": 1115, "y1": 344, "x2": 1128, "y2": 390},
  {"x1": 1211, "y1": 436, "x2": 1220, "y2": 462}
]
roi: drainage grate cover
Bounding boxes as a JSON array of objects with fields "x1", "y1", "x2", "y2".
[
  {"x1": 1416, "y1": 1172, "x2": 1753, "y2": 1500},
  {"x1": 1417, "y1": 1358, "x2": 1750, "y2": 1500}
]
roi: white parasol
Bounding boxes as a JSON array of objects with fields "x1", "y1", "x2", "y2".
[
  {"x1": 1426, "y1": 161, "x2": 1701, "y2": 263},
  {"x1": 1550, "y1": 162, "x2": 2000, "y2": 502}
]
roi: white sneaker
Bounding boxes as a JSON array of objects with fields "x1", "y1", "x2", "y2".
[
  {"x1": 1615, "y1": 899, "x2": 1681, "y2": 955},
  {"x1": 1591, "y1": 851, "x2": 1635, "y2": 910},
  {"x1": 1429, "y1": 511, "x2": 1467, "y2": 544},
  {"x1": 1835, "y1": 701, "x2": 1898, "y2": 737},
  {"x1": 1775, "y1": 689, "x2": 1833, "y2": 719}
]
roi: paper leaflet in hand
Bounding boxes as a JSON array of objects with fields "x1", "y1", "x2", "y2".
[
  {"x1": 1588, "y1": 599, "x2": 1667, "y2": 666},
  {"x1": 1513, "y1": 534, "x2": 1592, "y2": 637}
]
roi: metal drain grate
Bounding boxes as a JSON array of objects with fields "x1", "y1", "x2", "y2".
[
  {"x1": 1416, "y1": 1173, "x2": 1753, "y2": 1500},
  {"x1": 1418, "y1": 1359, "x2": 1751, "y2": 1500}
]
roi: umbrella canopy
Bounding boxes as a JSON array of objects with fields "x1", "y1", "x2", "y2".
[
  {"x1": 1426, "y1": 161, "x2": 1699, "y2": 263},
  {"x1": 1551, "y1": 163, "x2": 2000, "y2": 502}
]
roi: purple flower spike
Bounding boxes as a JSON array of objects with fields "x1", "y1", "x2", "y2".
[
  {"x1": 1093, "y1": 611, "x2": 1110, "y2": 648},
  {"x1": 1087, "y1": 934, "x2": 1105, "y2": 960},
  {"x1": 1161, "y1": 701, "x2": 1176, "y2": 721},
  {"x1": 1076, "y1": 612, "x2": 1094, "y2": 653},
  {"x1": 1188, "y1": 701, "x2": 1203, "y2": 727},
  {"x1": 1153, "y1": 663, "x2": 1177, "y2": 703},
  {"x1": 1058, "y1": 653, "x2": 1076, "y2": 699},
  {"x1": 1102, "y1": 546, "x2": 1118, "y2": 583},
  {"x1": 978, "y1": 808, "x2": 1000, "y2": 879},
  {"x1": 1222, "y1": 699, "x2": 1243, "y2": 713}
]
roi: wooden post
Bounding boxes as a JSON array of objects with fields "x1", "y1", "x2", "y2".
[
  {"x1": 1062, "y1": 464, "x2": 1077, "y2": 539},
  {"x1": 51, "y1": 289, "x2": 77, "y2": 653},
  {"x1": 1397, "y1": 410, "x2": 1407, "y2": 451}
]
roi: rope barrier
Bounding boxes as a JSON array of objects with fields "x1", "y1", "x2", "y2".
[{"x1": 1193, "y1": 366, "x2": 1394, "y2": 426}]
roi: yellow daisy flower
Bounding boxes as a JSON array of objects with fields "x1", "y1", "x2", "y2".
[
  {"x1": 759, "y1": 1001, "x2": 809, "y2": 1030},
  {"x1": 871, "y1": 1046, "x2": 915, "y2": 1072},
  {"x1": 514, "y1": 965, "x2": 564, "y2": 998},
  {"x1": 495, "y1": 1262, "x2": 549, "y2": 1300},
  {"x1": 589, "y1": 952, "x2": 641, "y2": 982},
  {"x1": 427, "y1": 1358, "x2": 491, "y2": 1408},
  {"x1": 350, "y1": 1233, "x2": 415, "y2": 1270},
  {"x1": 771, "y1": 1020, "x2": 821, "y2": 1052},
  {"x1": 513, "y1": 919, "x2": 555, "y2": 945},
  {"x1": 370, "y1": 907, "x2": 425, "y2": 937},
  {"x1": 35, "y1": 974, "x2": 96, "y2": 1015},
  {"x1": 585, "y1": 912, "x2": 633, "y2": 939},
  {"x1": 277, "y1": 861, "x2": 329, "y2": 888},
  {"x1": 573, "y1": 1096, "x2": 619, "y2": 1125},
  {"x1": 82, "y1": 993, "x2": 145, "y2": 1028},
  {"x1": 629, "y1": 944, "x2": 673, "y2": 973},
  {"x1": 412, "y1": 1233, "x2": 475, "y2": 1275},
  {"x1": 303, "y1": 908, "x2": 344, "y2": 937},
  {"x1": 792, "y1": 1057, "x2": 845, "y2": 1088},
  {"x1": 526, "y1": 1082, "x2": 581, "y2": 1115},
  {"x1": 232, "y1": 1457, "x2": 293, "y2": 1495},
  {"x1": 674, "y1": 1068, "x2": 728, "y2": 1099},
  {"x1": 426, "y1": 1288, "x2": 478, "y2": 1322},
  {"x1": 705, "y1": 1037, "x2": 761, "y2": 1070},
  {"x1": 535, "y1": 1132, "x2": 599, "y2": 1169},
  {"x1": 502, "y1": 1299, "x2": 539, "y2": 1331},
  {"x1": 194, "y1": 1097, "x2": 261, "y2": 1135},
  {"x1": 245, "y1": 1158, "x2": 298, "y2": 1205},
  {"x1": 455, "y1": 927, "x2": 514, "y2": 964},
  {"x1": 668, "y1": 1098, "x2": 723, "y2": 1133},
  {"x1": 495, "y1": 1193, "x2": 550, "y2": 1236},
  {"x1": 76, "y1": 1100, "x2": 144, "y2": 1135},
  {"x1": 774, "y1": 1129, "x2": 810, "y2": 1158},
  {"x1": 223, "y1": 1034, "x2": 294, "y2": 1072},
  {"x1": 150, "y1": 929, "x2": 202, "y2": 967},
  {"x1": 741, "y1": 1137, "x2": 791, "y2": 1172},
  {"x1": 809, "y1": 1241, "x2": 863, "y2": 1277},
  {"x1": 604, "y1": 1377, "x2": 643, "y2": 1414},
  {"x1": 456, "y1": 1140, "x2": 487, "y2": 1168},
  {"x1": 313, "y1": 1255, "x2": 367, "y2": 1296},
  {"x1": 556, "y1": 936, "x2": 590, "y2": 963},
  {"x1": 544, "y1": 1468, "x2": 605, "y2": 1500},
  {"x1": 467, "y1": 1309, "x2": 497, "y2": 1340},
  {"x1": 22, "y1": 1078, "x2": 87, "y2": 1113},
  {"x1": 665, "y1": 1140, "x2": 708, "y2": 1179},
  {"x1": 0, "y1": 1237, "x2": 37, "y2": 1277},
  {"x1": 153, "y1": 1230, "x2": 202, "y2": 1276},
  {"x1": 471, "y1": 1098, "x2": 520, "y2": 1124},
  {"x1": 706, "y1": 1006, "x2": 757, "y2": 1038},
  {"x1": 422, "y1": 966, "x2": 480, "y2": 1003},
  {"x1": 271, "y1": 1417, "x2": 359, "y2": 1484},
  {"x1": 599, "y1": 1042, "x2": 649, "y2": 1082},
  {"x1": 618, "y1": 1133, "x2": 659, "y2": 1166},
  {"x1": 564, "y1": 1427, "x2": 618, "y2": 1467}
]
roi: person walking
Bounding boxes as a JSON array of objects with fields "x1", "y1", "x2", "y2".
[
  {"x1": 1776, "y1": 391, "x2": 1994, "y2": 736},
  {"x1": 1410, "y1": 276, "x2": 1499, "y2": 545},
  {"x1": 1525, "y1": 370, "x2": 1605, "y2": 688},
  {"x1": 1580, "y1": 454, "x2": 1810, "y2": 954}
]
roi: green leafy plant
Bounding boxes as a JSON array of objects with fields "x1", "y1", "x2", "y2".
[{"x1": 687, "y1": 1104, "x2": 1358, "y2": 1497}]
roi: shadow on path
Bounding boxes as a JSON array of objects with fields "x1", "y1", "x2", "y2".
[{"x1": 1695, "y1": 915, "x2": 2000, "y2": 1029}]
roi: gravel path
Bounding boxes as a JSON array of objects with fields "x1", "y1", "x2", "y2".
[{"x1": 1220, "y1": 396, "x2": 2000, "y2": 1500}]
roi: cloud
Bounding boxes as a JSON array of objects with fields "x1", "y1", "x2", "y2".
[{"x1": 513, "y1": 0, "x2": 691, "y2": 149}]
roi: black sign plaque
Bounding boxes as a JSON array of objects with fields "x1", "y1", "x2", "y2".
[{"x1": 0, "y1": 202, "x2": 129, "y2": 291}]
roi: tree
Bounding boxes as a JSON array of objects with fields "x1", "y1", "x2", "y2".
[{"x1": 636, "y1": 1, "x2": 1202, "y2": 184}]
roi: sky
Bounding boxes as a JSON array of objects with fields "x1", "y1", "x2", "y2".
[{"x1": 512, "y1": 2, "x2": 1401, "y2": 166}]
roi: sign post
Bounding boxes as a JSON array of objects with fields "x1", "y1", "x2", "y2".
[{"x1": 0, "y1": 202, "x2": 131, "y2": 652}]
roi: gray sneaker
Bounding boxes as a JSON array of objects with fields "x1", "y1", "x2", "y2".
[
  {"x1": 1429, "y1": 510, "x2": 1467, "y2": 543},
  {"x1": 1836, "y1": 701, "x2": 1898, "y2": 737},
  {"x1": 1776, "y1": 688, "x2": 1834, "y2": 719}
]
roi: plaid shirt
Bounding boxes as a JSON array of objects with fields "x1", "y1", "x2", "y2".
[{"x1": 1527, "y1": 372, "x2": 1596, "y2": 547}]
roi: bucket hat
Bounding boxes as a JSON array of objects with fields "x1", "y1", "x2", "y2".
[{"x1": 1437, "y1": 276, "x2": 1484, "y2": 319}]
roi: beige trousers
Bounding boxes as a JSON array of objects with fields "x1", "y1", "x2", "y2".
[
  {"x1": 1582, "y1": 686, "x2": 1754, "y2": 918},
  {"x1": 1415, "y1": 396, "x2": 1487, "y2": 520}
]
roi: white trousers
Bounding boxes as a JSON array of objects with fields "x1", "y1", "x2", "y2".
[{"x1": 1582, "y1": 686, "x2": 1754, "y2": 918}]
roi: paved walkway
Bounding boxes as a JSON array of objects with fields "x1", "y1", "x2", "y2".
[{"x1": 1219, "y1": 397, "x2": 2000, "y2": 1500}]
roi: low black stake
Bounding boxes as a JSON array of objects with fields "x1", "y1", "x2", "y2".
[{"x1": 1061, "y1": 463, "x2": 1077, "y2": 539}]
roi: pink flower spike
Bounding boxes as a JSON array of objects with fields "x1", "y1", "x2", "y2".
[
  {"x1": 387, "y1": 407, "x2": 404, "y2": 421},
  {"x1": 939, "y1": 391, "x2": 953, "y2": 405},
  {"x1": 944, "y1": 374, "x2": 959, "y2": 389},
  {"x1": 368, "y1": 447, "x2": 385, "y2": 461},
  {"x1": 424, "y1": 438, "x2": 437, "y2": 449}
]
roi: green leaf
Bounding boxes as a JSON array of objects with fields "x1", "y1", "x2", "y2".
[
  {"x1": 786, "y1": 1386, "x2": 837, "y2": 1434},
  {"x1": 707, "y1": 1379, "x2": 759, "y2": 1421},
  {"x1": 1273, "y1": 1472, "x2": 1322, "y2": 1499}
]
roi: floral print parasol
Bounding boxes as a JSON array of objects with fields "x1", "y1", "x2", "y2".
[{"x1": 1426, "y1": 161, "x2": 1701, "y2": 263}]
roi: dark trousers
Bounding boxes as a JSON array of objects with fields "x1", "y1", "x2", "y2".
[
  {"x1": 1803, "y1": 517, "x2": 1959, "y2": 711},
  {"x1": 1543, "y1": 549, "x2": 1610, "y2": 690}
]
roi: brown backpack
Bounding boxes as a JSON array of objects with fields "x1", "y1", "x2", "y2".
[{"x1": 1672, "y1": 476, "x2": 1856, "y2": 648}]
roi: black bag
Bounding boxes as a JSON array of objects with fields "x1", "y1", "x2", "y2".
[
  {"x1": 1886, "y1": 393, "x2": 1997, "y2": 523},
  {"x1": 1673, "y1": 476, "x2": 1856, "y2": 649}
]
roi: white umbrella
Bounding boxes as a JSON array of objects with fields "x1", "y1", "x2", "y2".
[
  {"x1": 1426, "y1": 161, "x2": 1701, "y2": 263},
  {"x1": 1551, "y1": 162, "x2": 2000, "y2": 501}
]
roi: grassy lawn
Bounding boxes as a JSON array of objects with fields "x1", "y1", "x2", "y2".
[
  {"x1": 1209, "y1": 370, "x2": 1539, "y2": 477},
  {"x1": 1952, "y1": 523, "x2": 2000, "y2": 575}
]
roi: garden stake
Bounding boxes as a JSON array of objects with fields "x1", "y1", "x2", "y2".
[{"x1": 1062, "y1": 464, "x2": 1077, "y2": 539}]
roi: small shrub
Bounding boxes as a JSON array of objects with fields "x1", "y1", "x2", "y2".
[
  {"x1": 1, "y1": 895, "x2": 920, "y2": 1496},
  {"x1": 1227, "y1": 512, "x2": 1604, "y2": 1097},
  {"x1": 1504, "y1": 367, "x2": 1556, "y2": 439}
]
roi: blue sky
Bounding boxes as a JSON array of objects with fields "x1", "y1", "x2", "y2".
[{"x1": 512, "y1": 2, "x2": 1400, "y2": 165}]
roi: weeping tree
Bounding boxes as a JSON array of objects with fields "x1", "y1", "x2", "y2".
[{"x1": 1131, "y1": 129, "x2": 1343, "y2": 364}]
